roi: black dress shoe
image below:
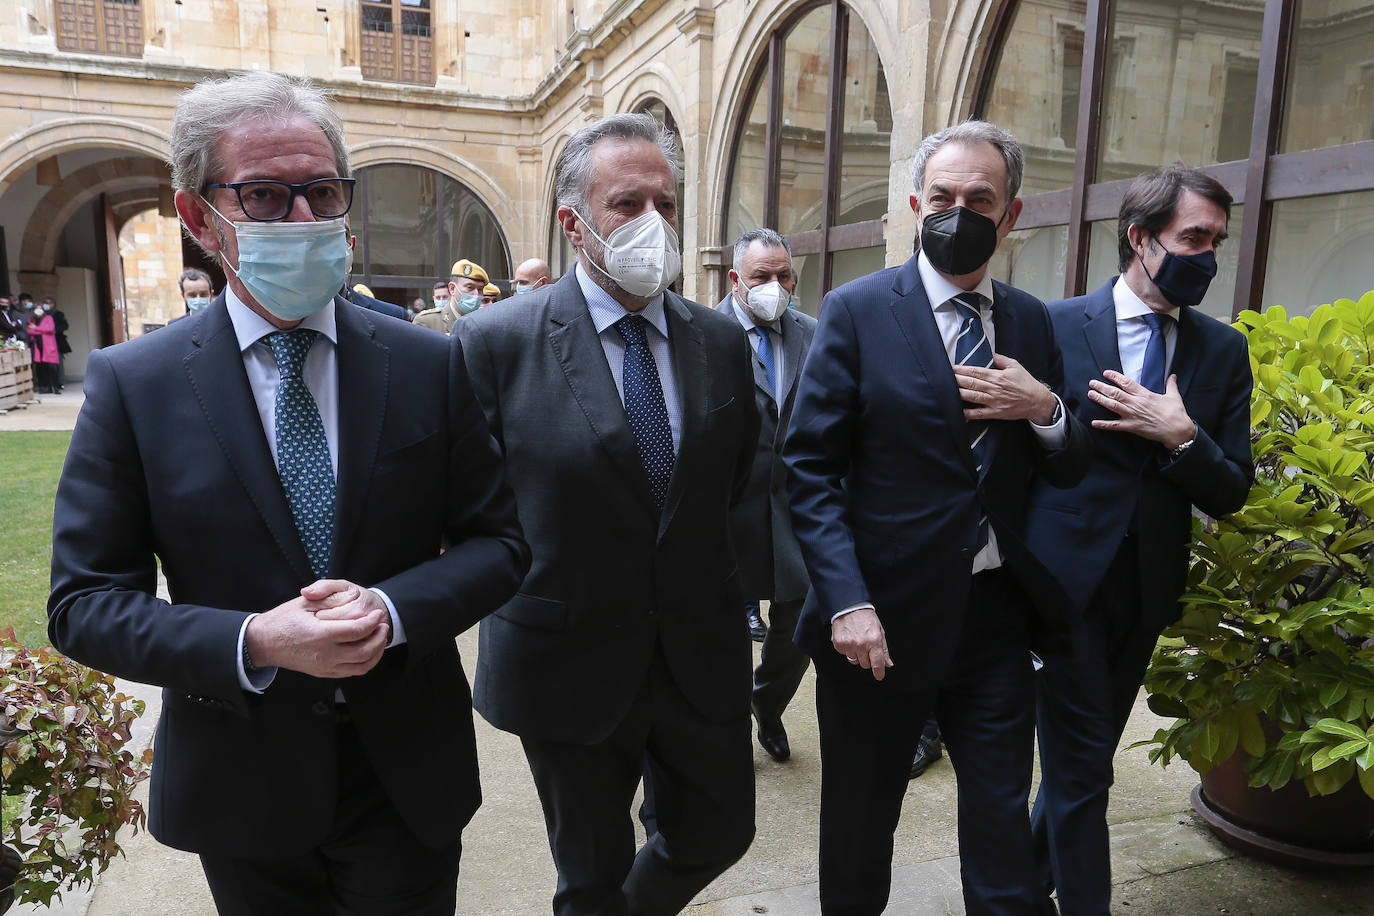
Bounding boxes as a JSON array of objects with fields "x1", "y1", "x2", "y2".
[
  {"x1": 746, "y1": 605, "x2": 768, "y2": 642},
  {"x1": 908, "y1": 731, "x2": 944, "y2": 779},
  {"x1": 756, "y1": 718, "x2": 791, "y2": 762}
]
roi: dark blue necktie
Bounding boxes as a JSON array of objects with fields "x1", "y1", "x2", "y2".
[
  {"x1": 267, "y1": 329, "x2": 336, "y2": 578},
  {"x1": 616, "y1": 315, "x2": 675, "y2": 510},
  {"x1": 952, "y1": 293, "x2": 993, "y2": 549},
  {"x1": 754, "y1": 326, "x2": 777, "y2": 398},
  {"x1": 1139, "y1": 312, "x2": 1167, "y2": 393}
]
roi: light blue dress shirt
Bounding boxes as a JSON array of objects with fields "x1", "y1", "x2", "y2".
[{"x1": 1111, "y1": 277, "x2": 1178, "y2": 383}]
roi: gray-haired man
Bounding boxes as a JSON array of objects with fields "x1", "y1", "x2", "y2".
[
  {"x1": 47, "y1": 71, "x2": 529, "y2": 914},
  {"x1": 456, "y1": 112, "x2": 759, "y2": 916},
  {"x1": 718, "y1": 228, "x2": 817, "y2": 763}
]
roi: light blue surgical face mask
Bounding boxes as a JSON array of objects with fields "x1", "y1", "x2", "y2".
[
  {"x1": 514, "y1": 283, "x2": 534, "y2": 296},
  {"x1": 204, "y1": 200, "x2": 350, "y2": 322},
  {"x1": 185, "y1": 296, "x2": 213, "y2": 313},
  {"x1": 456, "y1": 293, "x2": 482, "y2": 315}
]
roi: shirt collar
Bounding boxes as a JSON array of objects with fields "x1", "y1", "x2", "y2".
[
  {"x1": 575, "y1": 262, "x2": 669, "y2": 340},
  {"x1": 226, "y1": 284, "x2": 338, "y2": 353},
  {"x1": 917, "y1": 250, "x2": 995, "y2": 312},
  {"x1": 1112, "y1": 275, "x2": 1177, "y2": 323},
  {"x1": 729, "y1": 294, "x2": 779, "y2": 334}
]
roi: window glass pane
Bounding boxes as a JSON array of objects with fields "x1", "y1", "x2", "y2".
[
  {"x1": 982, "y1": 0, "x2": 1087, "y2": 194},
  {"x1": 1280, "y1": 0, "x2": 1374, "y2": 153},
  {"x1": 1084, "y1": 206, "x2": 1243, "y2": 323},
  {"x1": 791, "y1": 253, "x2": 817, "y2": 317},
  {"x1": 1097, "y1": 2, "x2": 1264, "y2": 176},
  {"x1": 777, "y1": 4, "x2": 831, "y2": 238},
  {"x1": 725, "y1": 74, "x2": 769, "y2": 243},
  {"x1": 988, "y1": 225, "x2": 1069, "y2": 304},
  {"x1": 359, "y1": 164, "x2": 509, "y2": 283},
  {"x1": 831, "y1": 245, "x2": 886, "y2": 294},
  {"x1": 1263, "y1": 191, "x2": 1374, "y2": 315},
  {"x1": 835, "y1": 20, "x2": 891, "y2": 226}
]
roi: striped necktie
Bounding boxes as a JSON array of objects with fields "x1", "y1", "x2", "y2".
[{"x1": 951, "y1": 293, "x2": 993, "y2": 548}]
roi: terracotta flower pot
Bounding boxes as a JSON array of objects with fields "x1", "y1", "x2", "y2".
[{"x1": 1192, "y1": 748, "x2": 1374, "y2": 867}]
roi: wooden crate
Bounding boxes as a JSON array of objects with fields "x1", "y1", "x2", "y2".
[{"x1": 0, "y1": 348, "x2": 34, "y2": 410}]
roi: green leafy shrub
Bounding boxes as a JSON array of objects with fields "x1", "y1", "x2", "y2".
[
  {"x1": 0, "y1": 628, "x2": 151, "y2": 907},
  {"x1": 1140, "y1": 291, "x2": 1374, "y2": 800}
]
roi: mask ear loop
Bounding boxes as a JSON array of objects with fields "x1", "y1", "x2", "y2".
[{"x1": 184, "y1": 197, "x2": 243, "y2": 277}]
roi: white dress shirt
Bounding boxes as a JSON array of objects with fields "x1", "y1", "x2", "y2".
[
  {"x1": 729, "y1": 295, "x2": 784, "y2": 399},
  {"x1": 1112, "y1": 277, "x2": 1178, "y2": 383},
  {"x1": 224, "y1": 287, "x2": 405, "y2": 693},
  {"x1": 575, "y1": 263, "x2": 683, "y2": 450},
  {"x1": 832, "y1": 254, "x2": 1068, "y2": 620}
]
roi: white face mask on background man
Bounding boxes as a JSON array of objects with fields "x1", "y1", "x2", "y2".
[
  {"x1": 738, "y1": 279, "x2": 793, "y2": 324},
  {"x1": 574, "y1": 208, "x2": 682, "y2": 299}
]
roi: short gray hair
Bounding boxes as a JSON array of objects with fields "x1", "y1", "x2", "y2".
[
  {"x1": 732, "y1": 228, "x2": 791, "y2": 267},
  {"x1": 910, "y1": 120, "x2": 1024, "y2": 203},
  {"x1": 169, "y1": 71, "x2": 350, "y2": 192},
  {"x1": 554, "y1": 112, "x2": 682, "y2": 218}
]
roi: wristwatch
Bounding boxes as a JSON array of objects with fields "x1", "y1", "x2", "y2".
[{"x1": 1169, "y1": 435, "x2": 1196, "y2": 460}]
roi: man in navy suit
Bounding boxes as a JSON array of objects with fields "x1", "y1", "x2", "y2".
[
  {"x1": 1026, "y1": 166, "x2": 1254, "y2": 915},
  {"x1": 47, "y1": 71, "x2": 528, "y2": 915},
  {"x1": 784, "y1": 120, "x2": 1090, "y2": 915}
]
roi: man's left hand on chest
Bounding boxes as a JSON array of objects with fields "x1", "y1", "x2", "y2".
[
  {"x1": 954, "y1": 354, "x2": 1058, "y2": 425},
  {"x1": 1087, "y1": 370, "x2": 1195, "y2": 449}
]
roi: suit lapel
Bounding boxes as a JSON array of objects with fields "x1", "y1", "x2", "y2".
[
  {"x1": 183, "y1": 297, "x2": 314, "y2": 581},
  {"x1": 546, "y1": 277, "x2": 659, "y2": 517},
  {"x1": 1171, "y1": 307, "x2": 1202, "y2": 401},
  {"x1": 779, "y1": 310, "x2": 807, "y2": 408},
  {"x1": 889, "y1": 258, "x2": 978, "y2": 477},
  {"x1": 1083, "y1": 283, "x2": 1123, "y2": 378},
  {"x1": 330, "y1": 298, "x2": 388, "y2": 576},
  {"x1": 660, "y1": 293, "x2": 705, "y2": 541}
]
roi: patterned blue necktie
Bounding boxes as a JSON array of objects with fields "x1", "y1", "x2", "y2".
[
  {"x1": 1139, "y1": 312, "x2": 1167, "y2": 394},
  {"x1": 267, "y1": 329, "x2": 336, "y2": 578},
  {"x1": 616, "y1": 315, "x2": 676, "y2": 510},
  {"x1": 952, "y1": 293, "x2": 993, "y2": 548},
  {"x1": 754, "y1": 326, "x2": 777, "y2": 398}
]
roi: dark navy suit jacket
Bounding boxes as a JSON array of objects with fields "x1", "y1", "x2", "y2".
[
  {"x1": 1024, "y1": 278, "x2": 1253, "y2": 628},
  {"x1": 783, "y1": 255, "x2": 1091, "y2": 691},
  {"x1": 48, "y1": 294, "x2": 528, "y2": 856}
]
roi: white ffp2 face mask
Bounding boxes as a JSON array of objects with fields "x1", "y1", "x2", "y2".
[
  {"x1": 740, "y1": 280, "x2": 792, "y2": 324},
  {"x1": 574, "y1": 208, "x2": 682, "y2": 299}
]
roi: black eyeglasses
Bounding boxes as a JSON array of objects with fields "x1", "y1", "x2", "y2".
[{"x1": 203, "y1": 177, "x2": 356, "y2": 222}]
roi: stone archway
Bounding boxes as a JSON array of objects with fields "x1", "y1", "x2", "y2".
[{"x1": 0, "y1": 117, "x2": 169, "y2": 198}]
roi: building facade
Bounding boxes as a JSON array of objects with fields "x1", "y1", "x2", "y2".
[{"x1": 1, "y1": 0, "x2": 1370, "y2": 378}]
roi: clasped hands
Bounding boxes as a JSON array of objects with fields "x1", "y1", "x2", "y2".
[
  {"x1": 245, "y1": 579, "x2": 391, "y2": 679},
  {"x1": 952, "y1": 355, "x2": 1058, "y2": 426}
]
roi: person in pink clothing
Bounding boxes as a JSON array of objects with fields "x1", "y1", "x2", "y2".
[{"x1": 26, "y1": 303, "x2": 60, "y2": 394}]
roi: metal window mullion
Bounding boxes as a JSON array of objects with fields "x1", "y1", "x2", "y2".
[
  {"x1": 763, "y1": 32, "x2": 784, "y2": 230},
  {"x1": 1064, "y1": 0, "x2": 1111, "y2": 299},
  {"x1": 818, "y1": 0, "x2": 848, "y2": 305},
  {"x1": 1232, "y1": 0, "x2": 1297, "y2": 318}
]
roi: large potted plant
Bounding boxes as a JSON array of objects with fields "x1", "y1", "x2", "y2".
[
  {"x1": 0, "y1": 629, "x2": 151, "y2": 910},
  {"x1": 1140, "y1": 291, "x2": 1374, "y2": 865}
]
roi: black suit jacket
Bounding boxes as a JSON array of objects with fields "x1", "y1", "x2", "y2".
[
  {"x1": 48, "y1": 294, "x2": 529, "y2": 857},
  {"x1": 713, "y1": 295, "x2": 817, "y2": 603},
  {"x1": 455, "y1": 271, "x2": 760, "y2": 744},
  {"x1": 783, "y1": 255, "x2": 1091, "y2": 690},
  {"x1": 348, "y1": 289, "x2": 409, "y2": 321},
  {"x1": 1024, "y1": 279, "x2": 1253, "y2": 630}
]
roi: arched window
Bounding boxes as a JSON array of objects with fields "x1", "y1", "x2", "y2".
[
  {"x1": 721, "y1": 1, "x2": 892, "y2": 314},
  {"x1": 353, "y1": 164, "x2": 510, "y2": 304},
  {"x1": 975, "y1": 0, "x2": 1374, "y2": 318}
]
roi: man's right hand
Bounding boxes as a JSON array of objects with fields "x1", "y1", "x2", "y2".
[
  {"x1": 832, "y1": 607, "x2": 894, "y2": 681},
  {"x1": 245, "y1": 583, "x2": 390, "y2": 679}
]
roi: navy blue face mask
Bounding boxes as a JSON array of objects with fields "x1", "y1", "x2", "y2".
[{"x1": 1142, "y1": 239, "x2": 1217, "y2": 309}]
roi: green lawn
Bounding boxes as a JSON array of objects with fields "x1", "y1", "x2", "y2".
[{"x1": 0, "y1": 430, "x2": 72, "y2": 649}]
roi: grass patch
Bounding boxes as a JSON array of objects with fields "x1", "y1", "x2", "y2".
[{"x1": 0, "y1": 430, "x2": 72, "y2": 649}]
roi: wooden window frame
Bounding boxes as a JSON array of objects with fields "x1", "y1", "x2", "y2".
[
  {"x1": 360, "y1": 0, "x2": 436, "y2": 87},
  {"x1": 55, "y1": 0, "x2": 144, "y2": 58},
  {"x1": 973, "y1": 0, "x2": 1374, "y2": 318},
  {"x1": 719, "y1": 0, "x2": 887, "y2": 305}
]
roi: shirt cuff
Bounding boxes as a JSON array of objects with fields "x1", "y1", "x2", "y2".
[
  {"x1": 370, "y1": 587, "x2": 407, "y2": 648},
  {"x1": 236, "y1": 613, "x2": 277, "y2": 693},
  {"x1": 1029, "y1": 393, "x2": 1067, "y2": 449},
  {"x1": 831, "y1": 602, "x2": 875, "y2": 623}
]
